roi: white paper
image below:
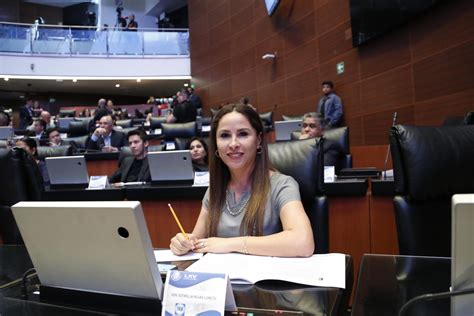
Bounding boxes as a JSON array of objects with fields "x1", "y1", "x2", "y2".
[
  {"x1": 154, "y1": 128, "x2": 162, "y2": 135},
  {"x1": 186, "y1": 253, "x2": 346, "y2": 288},
  {"x1": 154, "y1": 249, "x2": 203, "y2": 262},
  {"x1": 324, "y1": 166, "x2": 336, "y2": 183},
  {"x1": 165, "y1": 141, "x2": 175, "y2": 150},
  {"x1": 87, "y1": 175, "x2": 108, "y2": 190},
  {"x1": 193, "y1": 171, "x2": 209, "y2": 186}
]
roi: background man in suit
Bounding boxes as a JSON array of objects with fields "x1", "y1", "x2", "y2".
[
  {"x1": 32, "y1": 119, "x2": 47, "y2": 140},
  {"x1": 19, "y1": 98, "x2": 34, "y2": 129},
  {"x1": 317, "y1": 81, "x2": 343, "y2": 128},
  {"x1": 86, "y1": 114, "x2": 126, "y2": 152},
  {"x1": 109, "y1": 129, "x2": 151, "y2": 185}
]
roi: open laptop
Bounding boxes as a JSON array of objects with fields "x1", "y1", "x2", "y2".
[
  {"x1": 148, "y1": 150, "x2": 194, "y2": 185},
  {"x1": 45, "y1": 155, "x2": 89, "y2": 188},
  {"x1": 0, "y1": 126, "x2": 14, "y2": 140},
  {"x1": 274, "y1": 120, "x2": 302, "y2": 141},
  {"x1": 11, "y1": 201, "x2": 163, "y2": 311},
  {"x1": 451, "y1": 194, "x2": 474, "y2": 316}
]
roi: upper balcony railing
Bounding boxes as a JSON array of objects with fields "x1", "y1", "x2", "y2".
[{"x1": 0, "y1": 22, "x2": 189, "y2": 57}]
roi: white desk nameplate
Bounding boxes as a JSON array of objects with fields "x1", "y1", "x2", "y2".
[{"x1": 162, "y1": 270, "x2": 236, "y2": 316}]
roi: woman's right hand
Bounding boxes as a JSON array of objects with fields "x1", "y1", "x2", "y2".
[{"x1": 170, "y1": 233, "x2": 197, "y2": 255}]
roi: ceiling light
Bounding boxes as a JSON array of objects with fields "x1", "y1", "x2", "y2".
[
  {"x1": 136, "y1": 78, "x2": 141, "y2": 83},
  {"x1": 72, "y1": 79, "x2": 77, "y2": 83},
  {"x1": 183, "y1": 83, "x2": 189, "y2": 87},
  {"x1": 115, "y1": 84, "x2": 120, "y2": 88},
  {"x1": 4, "y1": 78, "x2": 9, "y2": 81}
]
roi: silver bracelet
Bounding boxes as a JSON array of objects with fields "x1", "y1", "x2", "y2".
[{"x1": 243, "y1": 235, "x2": 249, "y2": 255}]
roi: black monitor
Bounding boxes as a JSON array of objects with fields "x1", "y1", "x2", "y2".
[{"x1": 349, "y1": 0, "x2": 447, "y2": 47}]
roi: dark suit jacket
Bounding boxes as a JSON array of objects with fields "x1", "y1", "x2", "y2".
[
  {"x1": 86, "y1": 130, "x2": 127, "y2": 150},
  {"x1": 109, "y1": 156, "x2": 151, "y2": 183},
  {"x1": 19, "y1": 106, "x2": 33, "y2": 130}
]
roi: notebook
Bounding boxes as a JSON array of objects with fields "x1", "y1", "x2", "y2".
[
  {"x1": 147, "y1": 150, "x2": 194, "y2": 185},
  {"x1": 0, "y1": 126, "x2": 13, "y2": 140},
  {"x1": 274, "y1": 120, "x2": 302, "y2": 141},
  {"x1": 451, "y1": 194, "x2": 474, "y2": 316},
  {"x1": 11, "y1": 201, "x2": 163, "y2": 300},
  {"x1": 45, "y1": 155, "x2": 89, "y2": 188}
]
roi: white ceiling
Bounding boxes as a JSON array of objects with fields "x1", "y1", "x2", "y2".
[{"x1": 0, "y1": 77, "x2": 189, "y2": 101}]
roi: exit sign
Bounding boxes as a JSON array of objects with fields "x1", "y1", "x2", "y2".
[{"x1": 336, "y1": 62, "x2": 345, "y2": 75}]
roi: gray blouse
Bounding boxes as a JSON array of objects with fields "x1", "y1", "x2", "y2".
[{"x1": 202, "y1": 172, "x2": 301, "y2": 237}]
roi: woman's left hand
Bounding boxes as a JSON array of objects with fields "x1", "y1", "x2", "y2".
[{"x1": 193, "y1": 237, "x2": 231, "y2": 254}]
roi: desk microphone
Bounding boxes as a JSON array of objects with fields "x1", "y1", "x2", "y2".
[{"x1": 383, "y1": 112, "x2": 397, "y2": 180}]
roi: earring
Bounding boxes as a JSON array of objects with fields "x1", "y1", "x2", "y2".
[
  {"x1": 256, "y1": 146, "x2": 262, "y2": 155},
  {"x1": 215, "y1": 150, "x2": 220, "y2": 158}
]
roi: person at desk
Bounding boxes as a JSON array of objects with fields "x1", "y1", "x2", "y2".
[
  {"x1": 86, "y1": 114, "x2": 126, "y2": 152},
  {"x1": 298, "y1": 112, "x2": 342, "y2": 169},
  {"x1": 188, "y1": 137, "x2": 209, "y2": 172},
  {"x1": 109, "y1": 129, "x2": 151, "y2": 185},
  {"x1": 170, "y1": 103, "x2": 314, "y2": 257}
]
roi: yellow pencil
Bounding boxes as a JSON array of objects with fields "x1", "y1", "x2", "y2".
[{"x1": 167, "y1": 203, "x2": 189, "y2": 240}]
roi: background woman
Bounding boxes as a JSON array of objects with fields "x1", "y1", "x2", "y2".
[
  {"x1": 188, "y1": 137, "x2": 209, "y2": 172},
  {"x1": 170, "y1": 104, "x2": 314, "y2": 257},
  {"x1": 16, "y1": 137, "x2": 49, "y2": 185}
]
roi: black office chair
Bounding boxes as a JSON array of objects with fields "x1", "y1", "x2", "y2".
[
  {"x1": 390, "y1": 124, "x2": 474, "y2": 256},
  {"x1": 68, "y1": 120, "x2": 90, "y2": 137},
  {"x1": 0, "y1": 148, "x2": 43, "y2": 244},
  {"x1": 259, "y1": 111, "x2": 273, "y2": 133},
  {"x1": 267, "y1": 137, "x2": 328, "y2": 254},
  {"x1": 282, "y1": 114, "x2": 303, "y2": 121},
  {"x1": 161, "y1": 122, "x2": 196, "y2": 139},
  {"x1": 149, "y1": 117, "x2": 167, "y2": 130},
  {"x1": 37, "y1": 145, "x2": 73, "y2": 160},
  {"x1": 115, "y1": 119, "x2": 133, "y2": 129}
]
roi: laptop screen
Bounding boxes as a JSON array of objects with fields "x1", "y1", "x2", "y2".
[
  {"x1": 148, "y1": 150, "x2": 194, "y2": 184},
  {"x1": 45, "y1": 155, "x2": 89, "y2": 187},
  {"x1": 451, "y1": 194, "x2": 474, "y2": 315},
  {"x1": 11, "y1": 201, "x2": 163, "y2": 300}
]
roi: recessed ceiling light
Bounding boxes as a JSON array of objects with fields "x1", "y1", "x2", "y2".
[
  {"x1": 72, "y1": 79, "x2": 77, "y2": 83},
  {"x1": 136, "y1": 78, "x2": 141, "y2": 83},
  {"x1": 4, "y1": 78, "x2": 9, "y2": 81},
  {"x1": 115, "y1": 83, "x2": 120, "y2": 88}
]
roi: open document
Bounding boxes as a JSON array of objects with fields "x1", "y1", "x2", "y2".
[{"x1": 186, "y1": 253, "x2": 345, "y2": 288}]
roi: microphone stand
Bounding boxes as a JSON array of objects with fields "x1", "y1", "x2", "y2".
[{"x1": 383, "y1": 112, "x2": 397, "y2": 180}]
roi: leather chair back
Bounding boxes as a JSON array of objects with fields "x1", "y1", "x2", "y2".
[
  {"x1": 0, "y1": 140, "x2": 8, "y2": 148},
  {"x1": 63, "y1": 135, "x2": 88, "y2": 149},
  {"x1": 390, "y1": 124, "x2": 474, "y2": 256},
  {"x1": 115, "y1": 119, "x2": 133, "y2": 128},
  {"x1": 37, "y1": 145, "x2": 72, "y2": 160},
  {"x1": 162, "y1": 122, "x2": 196, "y2": 140},
  {"x1": 68, "y1": 120, "x2": 89, "y2": 137},
  {"x1": 150, "y1": 117, "x2": 167, "y2": 130},
  {"x1": 268, "y1": 138, "x2": 328, "y2": 253},
  {"x1": 259, "y1": 111, "x2": 273, "y2": 132}
]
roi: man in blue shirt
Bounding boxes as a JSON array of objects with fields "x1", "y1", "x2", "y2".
[{"x1": 317, "y1": 81, "x2": 343, "y2": 128}]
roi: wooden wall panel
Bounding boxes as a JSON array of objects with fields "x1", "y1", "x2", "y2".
[
  {"x1": 359, "y1": 30, "x2": 411, "y2": 79},
  {"x1": 410, "y1": 0, "x2": 474, "y2": 62},
  {"x1": 360, "y1": 66, "x2": 414, "y2": 114},
  {"x1": 413, "y1": 40, "x2": 474, "y2": 101},
  {"x1": 189, "y1": 0, "x2": 474, "y2": 146}
]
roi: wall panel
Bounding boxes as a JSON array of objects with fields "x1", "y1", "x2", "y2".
[{"x1": 190, "y1": 0, "x2": 474, "y2": 146}]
